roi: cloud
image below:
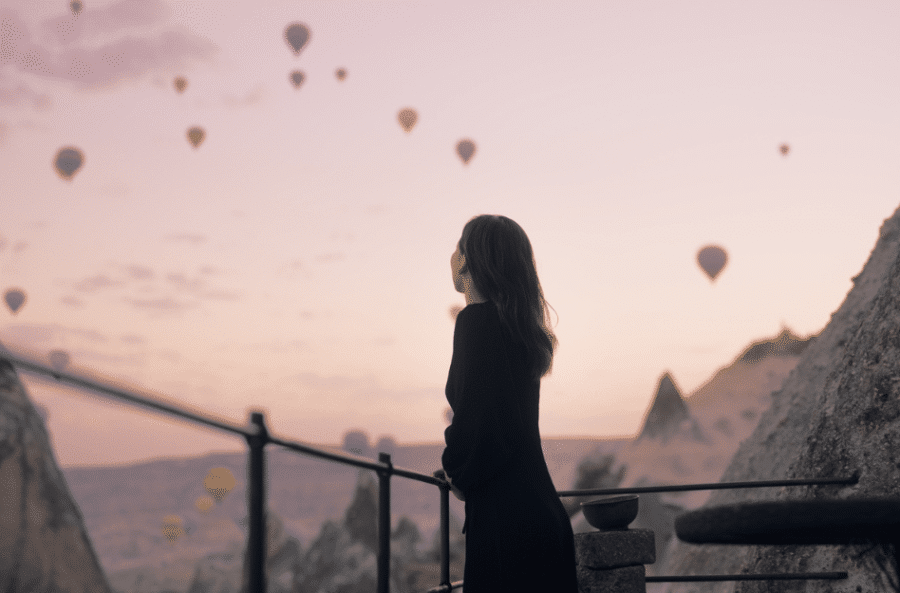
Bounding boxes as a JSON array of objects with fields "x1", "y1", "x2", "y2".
[
  {"x1": 166, "y1": 232, "x2": 206, "y2": 245},
  {"x1": 126, "y1": 264, "x2": 153, "y2": 280},
  {"x1": 166, "y1": 271, "x2": 239, "y2": 301},
  {"x1": 0, "y1": 322, "x2": 107, "y2": 346},
  {"x1": 72, "y1": 273, "x2": 125, "y2": 292},
  {"x1": 119, "y1": 333, "x2": 144, "y2": 345},
  {"x1": 222, "y1": 84, "x2": 265, "y2": 108},
  {"x1": 123, "y1": 295, "x2": 197, "y2": 313},
  {"x1": 0, "y1": 4, "x2": 218, "y2": 90},
  {"x1": 61, "y1": 296, "x2": 84, "y2": 307},
  {"x1": 316, "y1": 252, "x2": 345, "y2": 263},
  {"x1": 12, "y1": 240, "x2": 27, "y2": 253},
  {"x1": 0, "y1": 82, "x2": 51, "y2": 109}
]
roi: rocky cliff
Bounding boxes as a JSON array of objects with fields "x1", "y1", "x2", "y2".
[
  {"x1": 0, "y1": 346, "x2": 114, "y2": 593},
  {"x1": 659, "y1": 204, "x2": 900, "y2": 592}
]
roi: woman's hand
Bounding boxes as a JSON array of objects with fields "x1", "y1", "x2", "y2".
[{"x1": 433, "y1": 468, "x2": 465, "y2": 501}]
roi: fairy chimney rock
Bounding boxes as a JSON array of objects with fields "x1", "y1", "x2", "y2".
[
  {"x1": 660, "y1": 204, "x2": 900, "y2": 593},
  {"x1": 637, "y1": 372, "x2": 690, "y2": 442},
  {"x1": 0, "y1": 346, "x2": 114, "y2": 593}
]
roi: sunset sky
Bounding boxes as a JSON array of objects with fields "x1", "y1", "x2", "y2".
[{"x1": 2, "y1": 0, "x2": 898, "y2": 468}]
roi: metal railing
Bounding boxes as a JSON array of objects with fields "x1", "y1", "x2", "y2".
[{"x1": 1, "y1": 346, "x2": 859, "y2": 591}]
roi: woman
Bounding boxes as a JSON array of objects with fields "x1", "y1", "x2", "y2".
[{"x1": 434, "y1": 215, "x2": 578, "y2": 592}]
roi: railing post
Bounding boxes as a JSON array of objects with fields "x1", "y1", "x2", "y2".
[
  {"x1": 245, "y1": 412, "x2": 268, "y2": 593},
  {"x1": 440, "y1": 480, "x2": 451, "y2": 592},
  {"x1": 378, "y1": 452, "x2": 392, "y2": 593}
]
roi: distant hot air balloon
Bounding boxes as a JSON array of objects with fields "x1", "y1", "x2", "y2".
[
  {"x1": 161, "y1": 514, "x2": 185, "y2": 544},
  {"x1": 397, "y1": 108, "x2": 418, "y2": 133},
  {"x1": 456, "y1": 139, "x2": 476, "y2": 165},
  {"x1": 290, "y1": 70, "x2": 305, "y2": 89},
  {"x1": 195, "y1": 495, "x2": 214, "y2": 514},
  {"x1": 187, "y1": 127, "x2": 205, "y2": 149},
  {"x1": 697, "y1": 245, "x2": 728, "y2": 281},
  {"x1": 779, "y1": 143, "x2": 790, "y2": 156},
  {"x1": 70, "y1": 0, "x2": 83, "y2": 15},
  {"x1": 204, "y1": 467, "x2": 236, "y2": 503},
  {"x1": 48, "y1": 350, "x2": 70, "y2": 371},
  {"x1": 4, "y1": 288, "x2": 26, "y2": 314},
  {"x1": 444, "y1": 406, "x2": 453, "y2": 425},
  {"x1": 284, "y1": 22, "x2": 310, "y2": 56},
  {"x1": 173, "y1": 76, "x2": 187, "y2": 93},
  {"x1": 449, "y1": 305, "x2": 462, "y2": 320},
  {"x1": 54, "y1": 147, "x2": 84, "y2": 180},
  {"x1": 335, "y1": 68, "x2": 347, "y2": 81}
]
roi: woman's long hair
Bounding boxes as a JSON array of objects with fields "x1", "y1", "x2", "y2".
[{"x1": 457, "y1": 215, "x2": 558, "y2": 381}]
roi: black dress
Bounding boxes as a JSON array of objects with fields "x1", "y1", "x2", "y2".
[{"x1": 442, "y1": 301, "x2": 578, "y2": 593}]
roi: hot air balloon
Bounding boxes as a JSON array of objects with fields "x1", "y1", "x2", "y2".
[
  {"x1": 161, "y1": 514, "x2": 185, "y2": 544},
  {"x1": 444, "y1": 406, "x2": 454, "y2": 425},
  {"x1": 70, "y1": 0, "x2": 83, "y2": 15},
  {"x1": 456, "y1": 139, "x2": 476, "y2": 165},
  {"x1": 48, "y1": 350, "x2": 70, "y2": 371},
  {"x1": 173, "y1": 76, "x2": 187, "y2": 93},
  {"x1": 284, "y1": 22, "x2": 310, "y2": 56},
  {"x1": 397, "y1": 108, "x2": 417, "y2": 133},
  {"x1": 779, "y1": 143, "x2": 790, "y2": 156},
  {"x1": 449, "y1": 305, "x2": 462, "y2": 320},
  {"x1": 335, "y1": 68, "x2": 347, "y2": 81},
  {"x1": 187, "y1": 127, "x2": 205, "y2": 149},
  {"x1": 195, "y1": 495, "x2": 214, "y2": 514},
  {"x1": 697, "y1": 245, "x2": 728, "y2": 281},
  {"x1": 54, "y1": 146, "x2": 84, "y2": 180},
  {"x1": 290, "y1": 70, "x2": 305, "y2": 89},
  {"x1": 204, "y1": 467, "x2": 236, "y2": 503},
  {"x1": 4, "y1": 288, "x2": 26, "y2": 314}
]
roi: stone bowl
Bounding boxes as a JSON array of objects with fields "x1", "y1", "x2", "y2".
[{"x1": 581, "y1": 494, "x2": 639, "y2": 530}]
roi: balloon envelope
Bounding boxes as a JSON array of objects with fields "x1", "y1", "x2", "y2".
[
  {"x1": 397, "y1": 108, "x2": 417, "y2": 132},
  {"x1": 48, "y1": 350, "x2": 70, "y2": 371},
  {"x1": 187, "y1": 127, "x2": 205, "y2": 148},
  {"x1": 161, "y1": 514, "x2": 185, "y2": 543},
  {"x1": 335, "y1": 68, "x2": 347, "y2": 81},
  {"x1": 70, "y1": 0, "x2": 82, "y2": 15},
  {"x1": 173, "y1": 76, "x2": 187, "y2": 93},
  {"x1": 779, "y1": 143, "x2": 790, "y2": 156},
  {"x1": 204, "y1": 467, "x2": 236, "y2": 503},
  {"x1": 4, "y1": 288, "x2": 26, "y2": 314},
  {"x1": 697, "y1": 245, "x2": 728, "y2": 281},
  {"x1": 456, "y1": 139, "x2": 476, "y2": 164},
  {"x1": 290, "y1": 70, "x2": 305, "y2": 88},
  {"x1": 284, "y1": 22, "x2": 310, "y2": 55},
  {"x1": 195, "y1": 495, "x2": 214, "y2": 513},
  {"x1": 54, "y1": 147, "x2": 84, "y2": 180}
]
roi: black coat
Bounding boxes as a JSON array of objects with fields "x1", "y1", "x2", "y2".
[{"x1": 442, "y1": 301, "x2": 578, "y2": 592}]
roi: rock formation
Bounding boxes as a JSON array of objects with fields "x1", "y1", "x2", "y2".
[
  {"x1": 570, "y1": 329, "x2": 814, "y2": 581},
  {"x1": 659, "y1": 205, "x2": 900, "y2": 592},
  {"x1": 0, "y1": 345, "x2": 114, "y2": 593},
  {"x1": 637, "y1": 373, "x2": 704, "y2": 443}
]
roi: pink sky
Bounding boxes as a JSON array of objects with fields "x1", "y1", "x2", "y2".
[{"x1": 1, "y1": 0, "x2": 899, "y2": 467}]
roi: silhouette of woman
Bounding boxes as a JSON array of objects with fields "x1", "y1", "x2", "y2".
[{"x1": 434, "y1": 215, "x2": 578, "y2": 592}]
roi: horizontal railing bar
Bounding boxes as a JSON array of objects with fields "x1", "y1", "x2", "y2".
[
  {"x1": 557, "y1": 474, "x2": 858, "y2": 497},
  {"x1": 425, "y1": 579, "x2": 464, "y2": 593},
  {"x1": 647, "y1": 572, "x2": 848, "y2": 582},
  {"x1": 1, "y1": 348, "x2": 255, "y2": 438},
  {"x1": 268, "y1": 435, "x2": 444, "y2": 486}
]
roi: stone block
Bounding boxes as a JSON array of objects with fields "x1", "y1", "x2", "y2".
[
  {"x1": 575, "y1": 528, "x2": 656, "y2": 569},
  {"x1": 577, "y1": 563, "x2": 645, "y2": 593}
]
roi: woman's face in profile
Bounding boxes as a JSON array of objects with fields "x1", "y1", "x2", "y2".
[{"x1": 451, "y1": 244, "x2": 466, "y2": 294}]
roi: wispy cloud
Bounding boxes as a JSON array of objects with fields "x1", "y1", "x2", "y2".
[
  {"x1": 126, "y1": 264, "x2": 153, "y2": 280},
  {"x1": 72, "y1": 273, "x2": 125, "y2": 292},
  {"x1": 0, "y1": 2, "x2": 217, "y2": 89},
  {"x1": 123, "y1": 295, "x2": 197, "y2": 313}
]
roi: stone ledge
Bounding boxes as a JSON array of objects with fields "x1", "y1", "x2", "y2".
[
  {"x1": 577, "y1": 563, "x2": 645, "y2": 593},
  {"x1": 575, "y1": 529, "x2": 656, "y2": 569}
]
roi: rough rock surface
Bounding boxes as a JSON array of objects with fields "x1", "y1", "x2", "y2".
[
  {"x1": 660, "y1": 205, "x2": 900, "y2": 592},
  {"x1": 637, "y1": 373, "x2": 699, "y2": 443},
  {"x1": 571, "y1": 332, "x2": 813, "y2": 583},
  {"x1": 0, "y1": 348, "x2": 114, "y2": 593}
]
